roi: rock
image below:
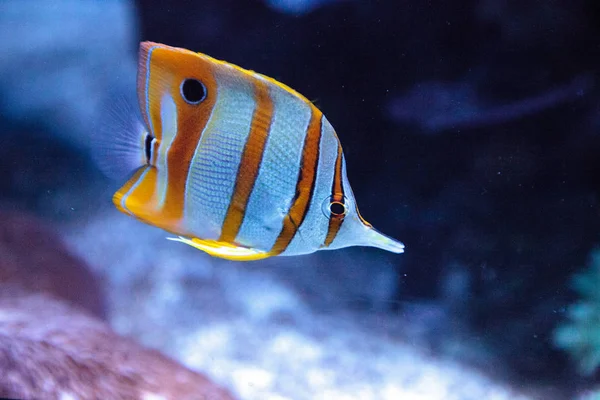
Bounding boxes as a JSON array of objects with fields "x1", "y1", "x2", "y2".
[
  {"x1": 0, "y1": 292, "x2": 236, "y2": 400},
  {"x1": 0, "y1": 210, "x2": 235, "y2": 399},
  {"x1": 0, "y1": 210, "x2": 106, "y2": 319}
]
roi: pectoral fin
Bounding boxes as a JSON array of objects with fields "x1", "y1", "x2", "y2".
[{"x1": 167, "y1": 236, "x2": 272, "y2": 261}]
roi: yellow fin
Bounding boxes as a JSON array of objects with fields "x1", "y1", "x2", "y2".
[{"x1": 167, "y1": 236, "x2": 272, "y2": 261}]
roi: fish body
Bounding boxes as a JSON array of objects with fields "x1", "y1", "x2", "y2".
[{"x1": 98, "y1": 41, "x2": 403, "y2": 260}]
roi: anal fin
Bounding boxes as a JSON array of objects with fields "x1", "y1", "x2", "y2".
[{"x1": 167, "y1": 236, "x2": 271, "y2": 261}]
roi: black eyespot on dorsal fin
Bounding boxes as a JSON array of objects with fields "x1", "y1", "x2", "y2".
[
  {"x1": 180, "y1": 78, "x2": 207, "y2": 104},
  {"x1": 329, "y1": 201, "x2": 346, "y2": 217}
]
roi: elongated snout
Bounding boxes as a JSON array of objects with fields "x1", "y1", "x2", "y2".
[{"x1": 360, "y1": 226, "x2": 405, "y2": 253}]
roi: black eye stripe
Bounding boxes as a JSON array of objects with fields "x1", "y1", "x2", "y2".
[
  {"x1": 144, "y1": 134, "x2": 154, "y2": 163},
  {"x1": 180, "y1": 78, "x2": 207, "y2": 104}
]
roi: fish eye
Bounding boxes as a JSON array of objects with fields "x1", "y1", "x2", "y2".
[
  {"x1": 180, "y1": 78, "x2": 207, "y2": 104},
  {"x1": 321, "y1": 196, "x2": 348, "y2": 219}
]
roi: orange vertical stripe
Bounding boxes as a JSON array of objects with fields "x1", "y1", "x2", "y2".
[
  {"x1": 270, "y1": 108, "x2": 323, "y2": 255},
  {"x1": 113, "y1": 167, "x2": 148, "y2": 215},
  {"x1": 356, "y1": 206, "x2": 372, "y2": 228},
  {"x1": 220, "y1": 79, "x2": 274, "y2": 242},
  {"x1": 324, "y1": 142, "x2": 345, "y2": 247},
  {"x1": 160, "y1": 64, "x2": 218, "y2": 222},
  {"x1": 126, "y1": 167, "x2": 159, "y2": 217},
  {"x1": 113, "y1": 166, "x2": 159, "y2": 222}
]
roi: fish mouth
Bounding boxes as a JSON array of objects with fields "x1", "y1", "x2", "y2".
[{"x1": 363, "y1": 227, "x2": 405, "y2": 253}]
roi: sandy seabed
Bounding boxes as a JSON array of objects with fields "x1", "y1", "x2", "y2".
[{"x1": 62, "y1": 211, "x2": 532, "y2": 400}]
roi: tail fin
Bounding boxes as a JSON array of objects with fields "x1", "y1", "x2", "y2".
[{"x1": 91, "y1": 92, "x2": 149, "y2": 180}]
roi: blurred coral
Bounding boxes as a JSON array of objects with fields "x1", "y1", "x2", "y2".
[{"x1": 554, "y1": 249, "x2": 600, "y2": 375}]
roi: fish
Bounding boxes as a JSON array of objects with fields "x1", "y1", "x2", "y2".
[{"x1": 95, "y1": 41, "x2": 404, "y2": 261}]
